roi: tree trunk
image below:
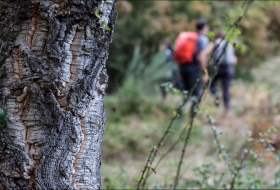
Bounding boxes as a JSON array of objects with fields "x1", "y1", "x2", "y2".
[{"x1": 0, "y1": 0, "x2": 117, "y2": 189}]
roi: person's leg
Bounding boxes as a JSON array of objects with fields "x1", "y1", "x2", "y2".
[
  {"x1": 180, "y1": 65, "x2": 202, "y2": 117},
  {"x1": 210, "y1": 75, "x2": 218, "y2": 96},
  {"x1": 159, "y1": 78, "x2": 169, "y2": 100},
  {"x1": 190, "y1": 81, "x2": 202, "y2": 117},
  {"x1": 178, "y1": 67, "x2": 193, "y2": 116},
  {"x1": 210, "y1": 67, "x2": 222, "y2": 106},
  {"x1": 183, "y1": 68, "x2": 202, "y2": 117},
  {"x1": 180, "y1": 72, "x2": 187, "y2": 89},
  {"x1": 221, "y1": 66, "x2": 233, "y2": 111},
  {"x1": 173, "y1": 70, "x2": 185, "y2": 92},
  {"x1": 180, "y1": 66, "x2": 193, "y2": 101}
]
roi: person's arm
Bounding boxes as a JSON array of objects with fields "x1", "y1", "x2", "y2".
[
  {"x1": 228, "y1": 43, "x2": 238, "y2": 66},
  {"x1": 196, "y1": 35, "x2": 213, "y2": 83},
  {"x1": 200, "y1": 42, "x2": 214, "y2": 83},
  {"x1": 199, "y1": 42, "x2": 214, "y2": 70},
  {"x1": 232, "y1": 56, "x2": 237, "y2": 65}
]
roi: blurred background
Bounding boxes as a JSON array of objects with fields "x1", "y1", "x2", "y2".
[{"x1": 102, "y1": 1, "x2": 280, "y2": 189}]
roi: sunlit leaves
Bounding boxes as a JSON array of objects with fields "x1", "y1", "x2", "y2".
[{"x1": 236, "y1": 44, "x2": 244, "y2": 52}]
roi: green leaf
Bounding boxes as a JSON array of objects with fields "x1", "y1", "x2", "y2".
[
  {"x1": 104, "y1": 26, "x2": 110, "y2": 31},
  {"x1": 100, "y1": 20, "x2": 110, "y2": 31},
  {"x1": 135, "y1": 175, "x2": 141, "y2": 181},
  {"x1": 236, "y1": 44, "x2": 244, "y2": 52},
  {"x1": 94, "y1": 6, "x2": 100, "y2": 19},
  {"x1": 0, "y1": 107, "x2": 7, "y2": 126},
  {"x1": 222, "y1": 26, "x2": 229, "y2": 32},
  {"x1": 227, "y1": 20, "x2": 233, "y2": 26},
  {"x1": 102, "y1": 20, "x2": 107, "y2": 27}
]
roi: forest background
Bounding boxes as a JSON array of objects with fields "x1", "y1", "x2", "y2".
[{"x1": 102, "y1": 1, "x2": 280, "y2": 189}]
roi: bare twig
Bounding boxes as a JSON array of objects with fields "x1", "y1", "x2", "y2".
[
  {"x1": 141, "y1": 78, "x2": 200, "y2": 188},
  {"x1": 137, "y1": 147, "x2": 155, "y2": 190},
  {"x1": 173, "y1": 115, "x2": 196, "y2": 189}
]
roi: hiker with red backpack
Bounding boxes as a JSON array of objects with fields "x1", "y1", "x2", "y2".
[
  {"x1": 201, "y1": 29, "x2": 237, "y2": 117},
  {"x1": 173, "y1": 19, "x2": 210, "y2": 116}
]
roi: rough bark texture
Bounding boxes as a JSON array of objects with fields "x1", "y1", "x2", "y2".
[{"x1": 0, "y1": 0, "x2": 117, "y2": 189}]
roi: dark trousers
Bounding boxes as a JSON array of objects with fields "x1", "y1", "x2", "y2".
[
  {"x1": 159, "y1": 70, "x2": 185, "y2": 99},
  {"x1": 180, "y1": 64, "x2": 202, "y2": 116},
  {"x1": 210, "y1": 64, "x2": 234, "y2": 110}
]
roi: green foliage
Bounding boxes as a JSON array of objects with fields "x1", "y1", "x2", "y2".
[
  {"x1": 102, "y1": 2, "x2": 280, "y2": 189},
  {"x1": 207, "y1": 31, "x2": 215, "y2": 40},
  {"x1": 105, "y1": 77, "x2": 151, "y2": 122},
  {"x1": 236, "y1": 43, "x2": 244, "y2": 52},
  {"x1": 179, "y1": 125, "x2": 280, "y2": 190},
  {"x1": 102, "y1": 165, "x2": 134, "y2": 189},
  {"x1": 103, "y1": 25, "x2": 110, "y2": 31},
  {"x1": 94, "y1": 6, "x2": 100, "y2": 19},
  {"x1": 0, "y1": 107, "x2": 7, "y2": 126},
  {"x1": 105, "y1": 44, "x2": 171, "y2": 122},
  {"x1": 108, "y1": 1, "x2": 280, "y2": 89},
  {"x1": 121, "y1": 44, "x2": 169, "y2": 85}
]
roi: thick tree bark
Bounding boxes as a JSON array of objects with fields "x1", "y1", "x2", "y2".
[{"x1": 0, "y1": 0, "x2": 117, "y2": 189}]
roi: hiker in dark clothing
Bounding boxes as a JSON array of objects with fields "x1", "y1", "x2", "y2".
[
  {"x1": 159, "y1": 40, "x2": 184, "y2": 99},
  {"x1": 177, "y1": 19, "x2": 210, "y2": 116},
  {"x1": 201, "y1": 29, "x2": 237, "y2": 116}
]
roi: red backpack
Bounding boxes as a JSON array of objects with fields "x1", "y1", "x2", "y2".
[{"x1": 173, "y1": 32, "x2": 198, "y2": 64}]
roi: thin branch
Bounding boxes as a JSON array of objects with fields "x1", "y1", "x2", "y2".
[
  {"x1": 154, "y1": 125, "x2": 188, "y2": 170},
  {"x1": 229, "y1": 151, "x2": 249, "y2": 190},
  {"x1": 141, "y1": 78, "x2": 200, "y2": 188},
  {"x1": 173, "y1": 115, "x2": 196, "y2": 189},
  {"x1": 136, "y1": 147, "x2": 155, "y2": 190}
]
